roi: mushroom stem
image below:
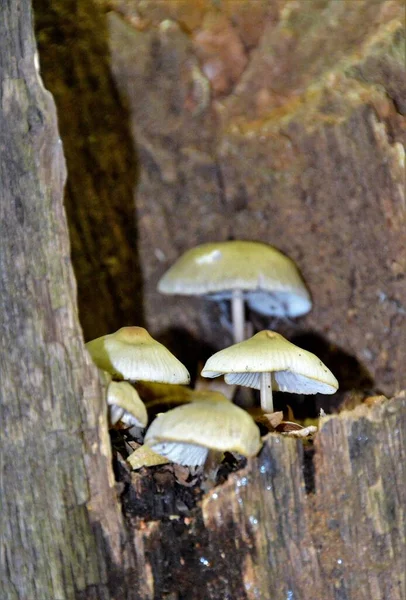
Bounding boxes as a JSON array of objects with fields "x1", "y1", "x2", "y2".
[
  {"x1": 231, "y1": 289, "x2": 245, "y2": 343},
  {"x1": 259, "y1": 372, "x2": 273, "y2": 412}
]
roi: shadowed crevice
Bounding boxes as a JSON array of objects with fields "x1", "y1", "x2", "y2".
[{"x1": 34, "y1": 0, "x2": 144, "y2": 340}]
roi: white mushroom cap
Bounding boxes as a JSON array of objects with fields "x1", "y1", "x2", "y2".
[
  {"x1": 85, "y1": 326, "x2": 190, "y2": 384},
  {"x1": 107, "y1": 381, "x2": 148, "y2": 427},
  {"x1": 201, "y1": 330, "x2": 338, "y2": 395},
  {"x1": 144, "y1": 392, "x2": 262, "y2": 466},
  {"x1": 157, "y1": 240, "x2": 311, "y2": 317}
]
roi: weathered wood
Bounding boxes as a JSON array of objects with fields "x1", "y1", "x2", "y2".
[
  {"x1": 0, "y1": 2, "x2": 130, "y2": 598},
  {"x1": 2, "y1": 2, "x2": 405, "y2": 599},
  {"x1": 103, "y1": 0, "x2": 406, "y2": 397},
  {"x1": 123, "y1": 395, "x2": 404, "y2": 600}
]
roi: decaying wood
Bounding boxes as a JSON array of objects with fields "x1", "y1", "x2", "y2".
[
  {"x1": 0, "y1": 2, "x2": 130, "y2": 598},
  {"x1": 1, "y1": 1, "x2": 405, "y2": 599},
  {"x1": 32, "y1": 0, "x2": 405, "y2": 396},
  {"x1": 102, "y1": 0, "x2": 405, "y2": 396},
  {"x1": 122, "y1": 394, "x2": 404, "y2": 600}
]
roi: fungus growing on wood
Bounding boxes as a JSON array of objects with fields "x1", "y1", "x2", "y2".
[
  {"x1": 143, "y1": 391, "x2": 262, "y2": 467},
  {"x1": 85, "y1": 326, "x2": 190, "y2": 384},
  {"x1": 157, "y1": 240, "x2": 311, "y2": 343},
  {"x1": 201, "y1": 330, "x2": 338, "y2": 412},
  {"x1": 107, "y1": 380, "x2": 148, "y2": 428}
]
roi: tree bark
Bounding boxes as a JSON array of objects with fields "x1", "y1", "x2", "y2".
[
  {"x1": 0, "y1": 2, "x2": 130, "y2": 598},
  {"x1": 1, "y1": 2, "x2": 405, "y2": 600}
]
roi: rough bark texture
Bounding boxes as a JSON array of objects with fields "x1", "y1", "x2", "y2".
[
  {"x1": 102, "y1": 0, "x2": 404, "y2": 396},
  {"x1": 0, "y1": 2, "x2": 130, "y2": 598},
  {"x1": 2, "y1": 1, "x2": 406, "y2": 599},
  {"x1": 122, "y1": 394, "x2": 405, "y2": 600}
]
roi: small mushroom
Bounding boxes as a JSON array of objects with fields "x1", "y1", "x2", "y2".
[
  {"x1": 158, "y1": 240, "x2": 311, "y2": 343},
  {"x1": 143, "y1": 391, "x2": 262, "y2": 467},
  {"x1": 85, "y1": 326, "x2": 190, "y2": 384},
  {"x1": 201, "y1": 330, "x2": 338, "y2": 412},
  {"x1": 107, "y1": 380, "x2": 148, "y2": 428}
]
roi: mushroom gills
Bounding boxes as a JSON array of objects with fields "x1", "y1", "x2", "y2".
[
  {"x1": 247, "y1": 290, "x2": 311, "y2": 318},
  {"x1": 150, "y1": 441, "x2": 209, "y2": 466},
  {"x1": 225, "y1": 371, "x2": 261, "y2": 389},
  {"x1": 109, "y1": 404, "x2": 125, "y2": 426},
  {"x1": 225, "y1": 370, "x2": 336, "y2": 395},
  {"x1": 274, "y1": 371, "x2": 337, "y2": 394}
]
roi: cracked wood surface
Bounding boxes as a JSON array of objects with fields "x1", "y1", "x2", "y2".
[
  {"x1": 0, "y1": 2, "x2": 131, "y2": 598},
  {"x1": 1, "y1": 1, "x2": 405, "y2": 599},
  {"x1": 128, "y1": 395, "x2": 405, "y2": 600}
]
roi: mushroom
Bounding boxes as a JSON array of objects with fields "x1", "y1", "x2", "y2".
[
  {"x1": 201, "y1": 330, "x2": 338, "y2": 412},
  {"x1": 143, "y1": 391, "x2": 262, "y2": 467},
  {"x1": 107, "y1": 380, "x2": 148, "y2": 428},
  {"x1": 85, "y1": 326, "x2": 190, "y2": 384},
  {"x1": 158, "y1": 240, "x2": 311, "y2": 343}
]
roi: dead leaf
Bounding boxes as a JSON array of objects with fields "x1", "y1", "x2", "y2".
[
  {"x1": 263, "y1": 411, "x2": 284, "y2": 428},
  {"x1": 281, "y1": 425, "x2": 317, "y2": 438},
  {"x1": 173, "y1": 464, "x2": 200, "y2": 487}
]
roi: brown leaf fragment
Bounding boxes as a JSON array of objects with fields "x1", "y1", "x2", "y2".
[
  {"x1": 173, "y1": 464, "x2": 201, "y2": 487},
  {"x1": 265, "y1": 411, "x2": 284, "y2": 428},
  {"x1": 125, "y1": 440, "x2": 141, "y2": 455},
  {"x1": 255, "y1": 410, "x2": 284, "y2": 430},
  {"x1": 276, "y1": 421, "x2": 303, "y2": 433},
  {"x1": 281, "y1": 425, "x2": 318, "y2": 438},
  {"x1": 153, "y1": 469, "x2": 174, "y2": 491}
]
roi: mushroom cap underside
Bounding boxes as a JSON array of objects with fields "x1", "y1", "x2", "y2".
[
  {"x1": 158, "y1": 241, "x2": 311, "y2": 316},
  {"x1": 201, "y1": 331, "x2": 338, "y2": 394},
  {"x1": 144, "y1": 395, "x2": 262, "y2": 458},
  {"x1": 107, "y1": 381, "x2": 148, "y2": 427}
]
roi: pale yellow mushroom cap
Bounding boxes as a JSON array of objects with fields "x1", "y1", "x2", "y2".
[
  {"x1": 144, "y1": 392, "x2": 262, "y2": 466},
  {"x1": 107, "y1": 381, "x2": 148, "y2": 427},
  {"x1": 158, "y1": 240, "x2": 311, "y2": 317},
  {"x1": 127, "y1": 445, "x2": 170, "y2": 470},
  {"x1": 201, "y1": 331, "x2": 338, "y2": 395},
  {"x1": 85, "y1": 326, "x2": 190, "y2": 384}
]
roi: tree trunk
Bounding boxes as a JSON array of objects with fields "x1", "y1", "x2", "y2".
[
  {"x1": 1, "y1": 2, "x2": 405, "y2": 600},
  {"x1": 0, "y1": 2, "x2": 131, "y2": 598}
]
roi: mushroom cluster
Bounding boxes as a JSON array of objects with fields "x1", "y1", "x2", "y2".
[
  {"x1": 84, "y1": 240, "x2": 338, "y2": 487},
  {"x1": 86, "y1": 326, "x2": 190, "y2": 428},
  {"x1": 85, "y1": 326, "x2": 262, "y2": 475}
]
